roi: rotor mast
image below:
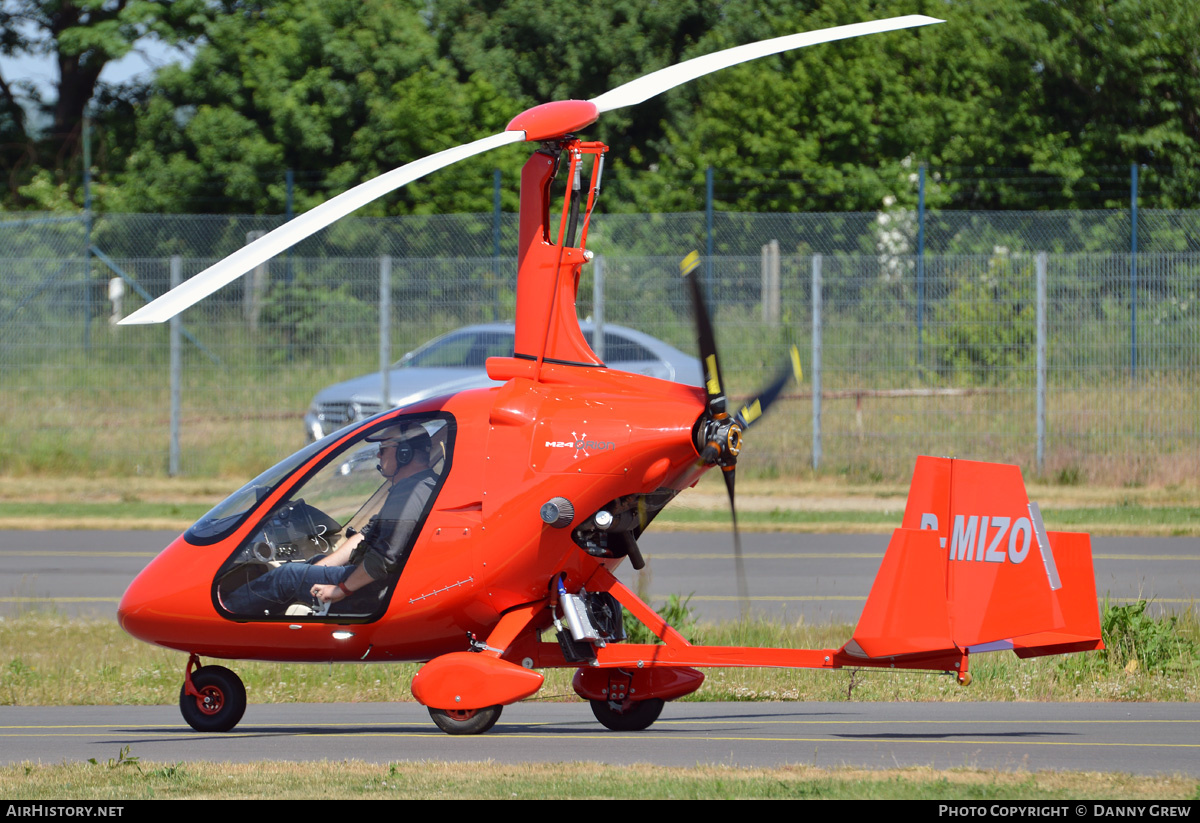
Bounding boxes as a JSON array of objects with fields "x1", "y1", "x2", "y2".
[{"x1": 488, "y1": 102, "x2": 610, "y2": 382}]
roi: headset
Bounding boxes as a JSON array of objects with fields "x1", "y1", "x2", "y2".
[
  {"x1": 383, "y1": 439, "x2": 415, "y2": 467},
  {"x1": 370, "y1": 424, "x2": 431, "y2": 478}
]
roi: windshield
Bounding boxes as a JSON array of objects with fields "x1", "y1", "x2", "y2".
[
  {"x1": 186, "y1": 434, "x2": 335, "y2": 543},
  {"x1": 395, "y1": 329, "x2": 514, "y2": 369}
]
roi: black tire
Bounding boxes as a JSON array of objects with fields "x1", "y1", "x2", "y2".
[
  {"x1": 427, "y1": 705, "x2": 503, "y2": 735},
  {"x1": 590, "y1": 697, "x2": 664, "y2": 731},
  {"x1": 179, "y1": 665, "x2": 247, "y2": 733}
]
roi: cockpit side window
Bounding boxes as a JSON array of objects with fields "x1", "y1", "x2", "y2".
[{"x1": 211, "y1": 414, "x2": 453, "y2": 623}]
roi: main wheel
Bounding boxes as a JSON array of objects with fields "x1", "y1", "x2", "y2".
[
  {"x1": 179, "y1": 665, "x2": 247, "y2": 733},
  {"x1": 590, "y1": 697, "x2": 664, "y2": 731},
  {"x1": 428, "y1": 705, "x2": 503, "y2": 736}
]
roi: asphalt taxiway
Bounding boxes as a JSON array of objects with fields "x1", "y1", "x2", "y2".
[
  {"x1": 2, "y1": 529, "x2": 1194, "y2": 621},
  {"x1": 5, "y1": 701, "x2": 1199, "y2": 776}
]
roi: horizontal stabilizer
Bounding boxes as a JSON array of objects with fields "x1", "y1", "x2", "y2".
[
  {"x1": 844, "y1": 528, "x2": 954, "y2": 659},
  {"x1": 1011, "y1": 530, "x2": 1104, "y2": 658}
]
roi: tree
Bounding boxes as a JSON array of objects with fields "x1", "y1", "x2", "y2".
[
  {"x1": 0, "y1": 0, "x2": 216, "y2": 204},
  {"x1": 430, "y1": 0, "x2": 726, "y2": 206},
  {"x1": 108, "y1": 0, "x2": 522, "y2": 214},
  {"x1": 636, "y1": 0, "x2": 1200, "y2": 212},
  {"x1": 11, "y1": 0, "x2": 1200, "y2": 214}
]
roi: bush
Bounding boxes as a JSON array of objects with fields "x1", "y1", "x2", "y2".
[
  {"x1": 1101, "y1": 600, "x2": 1198, "y2": 675},
  {"x1": 925, "y1": 256, "x2": 1035, "y2": 384},
  {"x1": 257, "y1": 278, "x2": 371, "y2": 362}
]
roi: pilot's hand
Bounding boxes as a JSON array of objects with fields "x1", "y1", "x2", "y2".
[{"x1": 310, "y1": 583, "x2": 346, "y2": 604}]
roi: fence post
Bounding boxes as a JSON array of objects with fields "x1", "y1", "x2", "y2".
[
  {"x1": 169, "y1": 255, "x2": 182, "y2": 477},
  {"x1": 592, "y1": 254, "x2": 605, "y2": 361},
  {"x1": 1036, "y1": 252, "x2": 1047, "y2": 474},
  {"x1": 493, "y1": 169, "x2": 502, "y2": 259},
  {"x1": 705, "y1": 166, "x2": 714, "y2": 295},
  {"x1": 761, "y1": 239, "x2": 780, "y2": 325},
  {"x1": 285, "y1": 169, "x2": 295, "y2": 287},
  {"x1": 380, "y1": 255, "x2": 392, "y2": 408},
  {"x1": 917, "y1": 162, "x2": 926, "y2": 370},
  {"x1": 1130, "y1": 162, "x2": 1138, "y2": 380},
  {"x1": 493, "y1": 169, "x2": 504, "y2": 318},
  {"x1": 83, "y1": 112, "x2": 94, "y2": 352},
  {"x1": 811, "y1": 254, "x2": 823, "y2": 471},
  {"x1": 244, "y1": 230, "x2": 268, "y2": 329}
]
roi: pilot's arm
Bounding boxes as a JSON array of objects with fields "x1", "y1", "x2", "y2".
[{"x1": 313, "y1": 532, "x2": 362, "y2": 567}]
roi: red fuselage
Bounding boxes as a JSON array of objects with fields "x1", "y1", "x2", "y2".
[{"x1": 119, "y1": 355, "x2": 707, "y2": 664}]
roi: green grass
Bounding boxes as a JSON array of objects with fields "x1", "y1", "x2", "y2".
[
  {"x1": 1, "y1": 604, "x2": 1196, "y2": 799},
  {"x1": 0, "y1": 501, "x2": 1194, "y2": 536},
  {"x1": 2, "y1": 331, "x2": 1197, "y2": 485},
  {"x1": 3, "y1": 759, "x2": 1197, "y2": 800},
  {"x1": 660, "y1": 507, "x2": 901, "y2": 528},
  {"x1": 0, "y1": 501, "x2": 212, "y2": 524},
  {"x1": 1034, "y1": 506, "x2": 1200, "y2": 536},
  {"x1": 1, "y1": 475, "x2": 1197, "y2": 536},
  {"x1": 2, "y1": 604, "x2": 1196, "y2": 708}
]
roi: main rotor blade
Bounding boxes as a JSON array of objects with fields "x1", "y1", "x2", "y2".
[
  {"x1": 119, "y1": 130, "x2": 527, "y2": 325},
  {"x1": 589, "y1": 15, "x2": 942, "y2": 114}
]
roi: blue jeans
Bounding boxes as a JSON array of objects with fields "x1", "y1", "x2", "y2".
[{"x1": 222, "y1": 560, "x2": 354, "y2": 616}]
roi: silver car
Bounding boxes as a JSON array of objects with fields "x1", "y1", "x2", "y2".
[{"x1": 304, "y1": 321, "x2": 703, "y2": 440}]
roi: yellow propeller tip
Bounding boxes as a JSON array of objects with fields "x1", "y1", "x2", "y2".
[{"x1": 680, "y1": 250, "x2": 700, "y2": 277}]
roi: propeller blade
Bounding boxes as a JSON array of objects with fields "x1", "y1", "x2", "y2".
[
  {"x1": 589, "y1": 15, "x2": 942, "y2": 113},
  {"x1": 119, "y1": 130, "x2": 528, "y2": 325},
  {"x1": 734, "y1": 345, "x2": 802, "y2": 429},
  {"x1": 681, "y1": 250, "x2": 726, "y2": 417},
  {"x1": 721, "y1": 465, "x2": 748, "y2": 619}
]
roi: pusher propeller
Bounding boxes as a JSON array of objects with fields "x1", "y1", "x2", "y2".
[
  {"x1": 734, "y1": 347, "x2": 803, "y2": 430},
  {"x1": 118, "y1": 16, "x2": 940, "y2": 327},
  {"x1": 681, "y1": 251, "x2": 802, "y2": 617},
  {"x1": 680, "y1": 250, "x2": 727, "y2": 421}
]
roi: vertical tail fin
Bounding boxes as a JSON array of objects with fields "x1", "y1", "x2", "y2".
[{"x1": 844, "y1": 457, "x2": 1103, "y2": 662}]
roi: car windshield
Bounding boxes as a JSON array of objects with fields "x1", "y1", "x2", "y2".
[
  {"x1": 581, "y1": 330, "x2": 657, "y2": 363},
  {"x1": 396, "y1": 330, "x2": 514, "y2": 369}
]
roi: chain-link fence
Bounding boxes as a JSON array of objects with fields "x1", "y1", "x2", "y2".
[{"x1": 2, "y1": 210, "x2": 1196, "y2": 483}]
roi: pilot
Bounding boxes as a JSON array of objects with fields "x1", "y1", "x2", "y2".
[{"x1": 221, "y1": 423, "x2": 439, "y2": 615}]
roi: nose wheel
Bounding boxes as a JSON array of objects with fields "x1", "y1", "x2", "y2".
[{"x1": 179, "y1": 656, "x2": 247, "y2": 733}]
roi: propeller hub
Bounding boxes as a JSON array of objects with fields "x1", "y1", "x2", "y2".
[
  {"x1": 724, "y1": 423, "x2": 743, "y2": 458},
  {"x1": 696, "y1": 416, "x2": 743, "y2": 467}
]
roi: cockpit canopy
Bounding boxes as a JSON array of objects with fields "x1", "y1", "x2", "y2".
[{"x1": 197, "y1": 413, "x2": 453, "y2": 622}]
